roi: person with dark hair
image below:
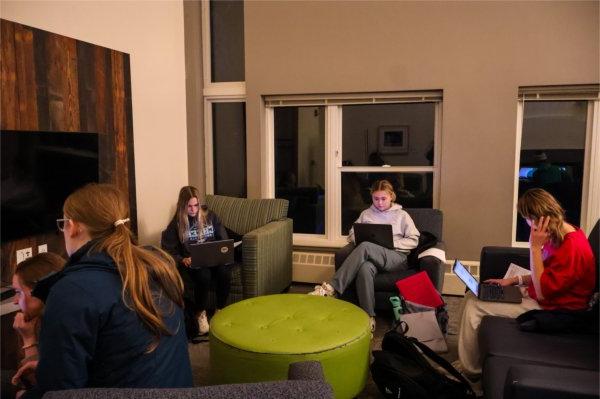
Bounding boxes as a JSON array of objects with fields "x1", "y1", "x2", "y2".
[
  {"x1": 14, "y1": 184, "x2": 192, "y2": 398},
  {"x1": 309, "y1": 179, "x2": 420, "y2": 331},
  {"x1": 161, "y1": 186, "x2": 231, "y2": 336},
  {"x1": 455, "y1": 188, "x2": 596, "y2": 377}
]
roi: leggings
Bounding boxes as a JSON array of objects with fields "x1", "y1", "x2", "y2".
[{"x1": 184, "y1": 264, "x2": 232, "y2": 311}]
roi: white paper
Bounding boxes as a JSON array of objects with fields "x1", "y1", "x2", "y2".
[
  {"x1": 503, "y1": 263, "x2": 531, "y2": 280},
  {"x1": 234, "y1": 241, "x2": 242, "y2": 248}
]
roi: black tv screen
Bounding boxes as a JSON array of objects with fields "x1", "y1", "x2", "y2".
[{"x1": 1, "y1": 131, "x2": 99, "y2": 243}]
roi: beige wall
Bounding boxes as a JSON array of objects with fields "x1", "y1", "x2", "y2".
[
  {"x1": 1, "y1": 1, "x2": 189, "y2": 245},
  {"x1": 244, "y1": 1, "x2": 599, "y2": 260}
]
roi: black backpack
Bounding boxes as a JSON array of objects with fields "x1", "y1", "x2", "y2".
[{"x1": 371, "y1": 329, "x2": 476, "y2": 399}]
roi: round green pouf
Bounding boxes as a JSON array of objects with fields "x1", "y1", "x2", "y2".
[{"x1": 209, "y1": 294, "x2": 371, "y2": 399}]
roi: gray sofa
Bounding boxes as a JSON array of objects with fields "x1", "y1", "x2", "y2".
[
  {"x1": 477, "y1": 219, "x2": 599, "y2": 399},
  {"x1": 42, "y1": 361, "x2": 333, "y2": 399},
  {"x1": 335, "y1": 208, "x2": 445, "y2": 311}
]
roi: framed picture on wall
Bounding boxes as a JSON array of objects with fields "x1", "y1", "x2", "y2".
[{"x1": 378, "y1": 126, "x2": 409, "y2": 154}]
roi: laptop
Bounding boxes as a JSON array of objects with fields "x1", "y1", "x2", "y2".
[
  {"x1": 452, "y1": 259, "x2": 522, "y2": 303},
  {"x1": 353, "y1": 223, "x2": 395, "y2": 249},
  {"x1": 189, "y1": 239, "x2": 235, "y2": 268}
]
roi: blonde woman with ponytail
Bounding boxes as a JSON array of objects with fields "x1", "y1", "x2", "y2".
[
  {"x1": 456, "y1": 188, "x2": 595, "y2": 378},
  {"x1": 161, "y1": 186, "x2": 231, "y2": 337},
  {"x1": 18, "y1": 184, "x2": 192, "y2": 398}
]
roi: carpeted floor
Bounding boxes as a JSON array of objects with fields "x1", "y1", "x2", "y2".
[{"x1": 187, "y1": 283, "x2": 467, "y2": 398}]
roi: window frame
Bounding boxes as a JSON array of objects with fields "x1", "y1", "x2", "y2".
[
  {"x1": 511, "y1": 87, "x2": 600, "y2": 246},
  {"x1": 201, "y1": 0, "x2": 246, "y2": 195},
  {"x1": 264, "y1": 92, "x2": 443, "y2": 248}
]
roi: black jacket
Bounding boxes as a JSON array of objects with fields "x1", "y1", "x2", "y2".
[{"x1": 24, "y1": 241, "x2": 192, "y2": 398}]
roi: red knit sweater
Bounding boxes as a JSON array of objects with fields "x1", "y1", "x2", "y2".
[{"x1": 528, "y1": 228, "x2": 596, "y2": 310}]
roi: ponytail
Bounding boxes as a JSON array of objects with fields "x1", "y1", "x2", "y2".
[{"x1": 64, "y1": 184, "x2": 184, "y2": 349}]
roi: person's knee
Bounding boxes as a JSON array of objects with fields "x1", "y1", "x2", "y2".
[
  {"x1": 356, "y1": 263, "x2": 376, "y2": 280},
  {"x1": 355, "y1": 241, "x2": 378, "y2": 254}
]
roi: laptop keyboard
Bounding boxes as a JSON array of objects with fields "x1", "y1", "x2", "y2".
[{"x1": 480, "y1": 284, "x2": 504, "y2": 300}]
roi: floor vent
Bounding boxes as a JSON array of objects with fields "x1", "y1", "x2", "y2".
[{"x1": 292, "y1": 251, "x2": 336, "y2": 283}]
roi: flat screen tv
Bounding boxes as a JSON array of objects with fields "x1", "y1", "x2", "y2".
[{"x1": 1, "y1": 131, "x2": 99, "y2": 243}]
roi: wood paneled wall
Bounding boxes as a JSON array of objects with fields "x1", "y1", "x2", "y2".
[{"x1": 0, "y1": 19, "x2": 136, "y2": 282}]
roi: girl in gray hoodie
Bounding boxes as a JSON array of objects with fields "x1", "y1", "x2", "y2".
[{"x1": 309, "y1": 179, "x2": 419, "y2": 331}]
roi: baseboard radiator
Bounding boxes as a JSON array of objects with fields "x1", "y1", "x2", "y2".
[{"x1": 292, "y1": 250, "x2": 479, "y2": 296}]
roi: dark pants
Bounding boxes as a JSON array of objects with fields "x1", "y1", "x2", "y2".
[{"x1": 184, "y1": 265, "x2": 232, "y2": 312}]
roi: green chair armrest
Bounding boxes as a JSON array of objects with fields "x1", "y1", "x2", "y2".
[{"x1": 242, "y1": 218, "x2": 293, "y2": 297}]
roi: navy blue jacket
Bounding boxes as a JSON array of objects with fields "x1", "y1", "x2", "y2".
[{"x1": 24, "y1": 241, "x2": 192, "y2": 398}]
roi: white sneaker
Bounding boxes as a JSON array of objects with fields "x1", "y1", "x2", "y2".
[
  {"x1": 198, "y1": 310, "x2": 210, "y2": 335},
  {"x1": 369, "y1": 317, "x2": 376, "y2": 333},
  {"x1": 308, "y1": 282, "x2": 336, "y2": 297}
]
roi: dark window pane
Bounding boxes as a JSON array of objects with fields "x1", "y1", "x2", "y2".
[
  {"x1": 342, "y1": 103, "x2": 435, "y2": 167},
  {"x1": 213, "y1": 102, "x2": 246, "y2": 197},
  {"x1": 274, "y1": 107, "x2": 325, "y2": 234},
  {"x1": 341, "y1": 172, "x2": 433, "y2": 235},
  {"x1": 516, "y1": 101, "x2": 587, "y2": 241},
  {"x1": 210, "y1": 0, "x2": 244, "y2": 82}
]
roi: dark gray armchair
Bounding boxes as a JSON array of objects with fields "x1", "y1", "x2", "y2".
[{"x1": 335, "y1": 208, "x2": 445, "y2": 311}]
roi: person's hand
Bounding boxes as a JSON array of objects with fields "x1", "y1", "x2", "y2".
[
  {"x1": 530, "y1": 216, "x2": 550, "y2": 249},
  {"x1": 11, "y1": 360, "x2": 38, "y2": 387},
  {"x1": 13, "y1": 312, "x2": 38, "y2": 344},
  {"x1": 484, "y1": 278, "x2": 515, "y2": 287},
  {"x1": 182, "y1": 257, "x2": 192, "y2": 268}
]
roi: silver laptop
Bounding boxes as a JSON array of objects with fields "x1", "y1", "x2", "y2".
[
  {"x1": 189, "y1": 239, "x2": 234, "y2": 268},
  {"x1": 353, "y1": 223, "x2": 395, "y2": 249},
  {"x1": 453, "y1": 259, "x2": 522, "y2": 303}
]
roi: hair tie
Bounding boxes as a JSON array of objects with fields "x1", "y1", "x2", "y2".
[{"x1": 114, "y1": 218, "x2": 130, "y2": 227}]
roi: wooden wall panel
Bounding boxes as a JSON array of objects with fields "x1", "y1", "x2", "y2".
[
  {"x1": 1, "y1": 20, "x2": 18, "y2": 130},
  {"x1": 14, "y1": 23, "x2": 38, "y2": 130},
  {"x1": 0, "y1": 19, "x2": 136, "y2": 283}
]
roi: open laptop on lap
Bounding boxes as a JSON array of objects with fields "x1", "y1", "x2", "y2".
[
  {"x1": 189, "y1": 239, "x2": 234, "y2": 268},
  {"x1": 353, "y1": 223, "x2": 395, "y2": 250},
  {"x1": 453, "y1": 259, "x2": 522, "y2": 303}
]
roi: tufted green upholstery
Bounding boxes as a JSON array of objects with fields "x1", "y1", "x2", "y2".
[
  {"x1": 210, "y1": 294, "x2": 370, "y2": 399},
  {"x1": 204, "y1": 195, "x2": 293, "y2": 307}
]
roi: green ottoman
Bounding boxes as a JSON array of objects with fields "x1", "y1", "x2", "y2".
[{"x1": 210, "y1": 294, "x2": 370, "y2": 399}]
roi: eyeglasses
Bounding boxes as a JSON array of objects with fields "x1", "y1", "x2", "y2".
[{"x1": 56, "y1": 218, "x2": 70, "y2": 232}]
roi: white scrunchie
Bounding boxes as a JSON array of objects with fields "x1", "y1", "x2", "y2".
[{"x1": 114, "y1": 218, "x2": 130, "y2": 227}]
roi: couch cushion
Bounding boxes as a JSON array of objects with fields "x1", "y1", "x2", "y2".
[
  {"x1": 206, "y1": 195, "x2": 289, "y2": 235},
  {"x1": 479, "y1": 316, "x2": 599, "y2": 370}
]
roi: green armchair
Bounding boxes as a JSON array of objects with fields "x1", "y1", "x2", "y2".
[{"x1": 205, "y1": 195, "x2": 293, "y2": 307}]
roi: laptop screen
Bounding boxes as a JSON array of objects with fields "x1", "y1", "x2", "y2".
[{"x1": 453, "y1": 260, "x2": 479, "y2": 296}]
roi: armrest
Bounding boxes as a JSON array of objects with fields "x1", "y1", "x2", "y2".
[
  {"x1": 479, "y1": 246, "x2": 529, "y2": 283},
  {"x1": 287, "y1": 361, "x2": 325, "y2": 381},
  {"x1": 242, "y1": 219, "x2": 293, "y2": 297},
  {"x1": 504, "y1": 364, "x2": 599, "y2": 399}
]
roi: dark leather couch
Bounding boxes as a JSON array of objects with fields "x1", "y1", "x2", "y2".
[
  {"x1": 477, "y1": 220, "x2": 599, "y2": 399},
  {"x1": 334, "y1": 208, "x2": 445, "y2": 311}
]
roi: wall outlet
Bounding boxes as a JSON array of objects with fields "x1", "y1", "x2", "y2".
[
  {"x1": 38, "y1": 244, "x2": 48, "y2": 253},
  {"x1": 16, "y1": 248, "x2": 33, "y2": 264}
]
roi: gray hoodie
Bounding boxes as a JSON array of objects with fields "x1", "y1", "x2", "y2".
[{"x1": 348, "y1": 203, "x2": 420, "y2": 252}]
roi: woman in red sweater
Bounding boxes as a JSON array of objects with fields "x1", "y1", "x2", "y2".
[{"x1": 457, "y1": 188, "x2": 596, "y2": 377}]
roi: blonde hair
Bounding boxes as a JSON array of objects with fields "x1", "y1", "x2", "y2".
[
  {"x1": 370, "y1": 179, "x2": 397, "y2": 203},
  {"x1": 175, "y1": 186, "x2": 207, "y2": 243},
  {"x1": 15, "y1": 252, "x2": 65, "y2": 289},
  {"x1": 517, "y1": 188, "x2": 567, "y2": 246},
  {"x1": 63, "y1": 184, "x2": 184, "y2": 347}
]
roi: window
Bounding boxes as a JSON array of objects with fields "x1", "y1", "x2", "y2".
[
  {"x1": 202, "y1": 0, "x2": 246, "y2": 196},
  {"x1": 266, "y1": 91, "x2": 442, "y2": 246},
  {"x1": 513, "y1": 86, "x2": 600, "y2": 244}
]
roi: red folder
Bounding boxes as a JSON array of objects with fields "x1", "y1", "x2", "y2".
[{"x1": 395, "y1": 271, "x2": 444, "y2": 308}]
